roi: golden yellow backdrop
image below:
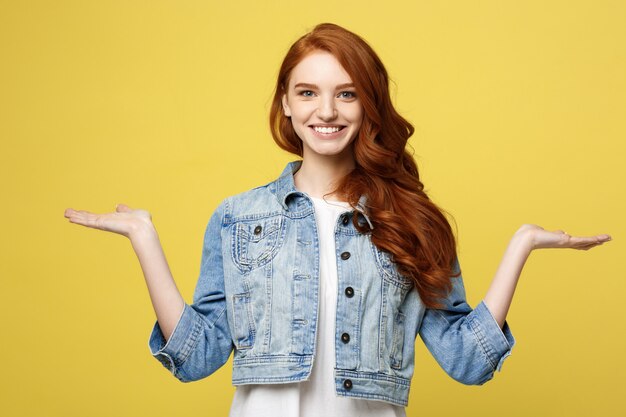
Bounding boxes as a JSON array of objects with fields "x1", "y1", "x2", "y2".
[{"x1": 1, "y1": 1, "x2": 624, "y2": 416}]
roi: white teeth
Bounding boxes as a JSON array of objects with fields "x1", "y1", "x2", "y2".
[{"x1": 313, "y1": 126, "x2": 341, "y2": 134}]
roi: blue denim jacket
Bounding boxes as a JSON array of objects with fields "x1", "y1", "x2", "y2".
[{"x1": 149, "y1": 161, "x2": 515, "y2": 406}]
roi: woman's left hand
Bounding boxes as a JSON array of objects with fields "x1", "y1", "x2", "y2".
[
  {"x1": 483, "y1": 224, "x2": 612, "y2": 328},
  {"x1": 515, "y1": 224, "x2": 612, "y2": 251}
]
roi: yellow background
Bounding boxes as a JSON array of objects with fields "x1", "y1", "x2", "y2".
[{"x1": 1, "y1": 1, "x2": 624, "y2": 416}]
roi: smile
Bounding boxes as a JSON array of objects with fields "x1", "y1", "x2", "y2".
[{"x1": 311, "y1": 125, "x2": 345, "y2": 134}]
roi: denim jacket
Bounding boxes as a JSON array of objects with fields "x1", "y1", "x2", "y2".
[{"x1": 148, "y1": 161, "x2": 515, "y2": 406}]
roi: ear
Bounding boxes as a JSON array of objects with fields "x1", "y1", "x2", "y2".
[{"x1": 281, "y1": 94, "x2": 291, "y2": 117}]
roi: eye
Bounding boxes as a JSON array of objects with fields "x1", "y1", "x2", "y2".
[
  {"x1": 338, "y1": 91, "x2": 357, "y2": 99},
  {"x1": 298, "y1": 90, "x2": 315, "y2": 97}
]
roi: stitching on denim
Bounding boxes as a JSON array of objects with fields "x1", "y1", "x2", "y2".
[
  {"x1": 233, "y1": 355, "x2": 311, "y2": 365},
  {"x1": 231, "y1": 216, "x2": 285, "y2": 274},
  {"x1": 231, "y1": 292, "x2": 255, "y2": 349},
  {"x1": 378, "y1": 280, "x2": 387, "y2": 370},
  {"x1": 209, "y1": 304, "x2": 225, "y2": 327},
  {"x1": 177, "y1": 312, "x2": 204, "y2": 365},
  {"x1": 354, "y1": 288, "x2": 362, "y2": 369},
  {"x1": 369, "y1": 236, "x2": 413, "y2": 290},
  {"x1": 468, "y1": 314, "x2": 497, "y2": 371},
  {"x1": 262, "y1": 262, "x2": 272, "y2": 353},
  {"x1": 390, "y1": 310, "x2": 406, "y2": 369},
  {"x1": 335, "y1": 390, "x2": 408, "y2": 407},
  {"x1": 335, "y1": 369, "x2": 411, "y2": 385}
]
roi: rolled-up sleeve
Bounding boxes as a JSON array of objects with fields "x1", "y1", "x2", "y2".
[
  {"x1": 148, "y1": 201, "x2": 234, "y2": 382},
  {"x1": 418, "y1": 259, "x2": 515, "y2": 385}
]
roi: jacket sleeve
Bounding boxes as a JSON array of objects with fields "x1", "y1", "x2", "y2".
[
  {"x1": 418, "y1": 258, "x2": 515, "y2": 385},
  {"x1": 147, "y1": 201, "x2": 234, "y2": 382}
]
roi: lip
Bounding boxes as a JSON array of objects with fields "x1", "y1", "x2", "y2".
[{"x1": 308, "y1": 125, "x2": 347, "y2": 139}]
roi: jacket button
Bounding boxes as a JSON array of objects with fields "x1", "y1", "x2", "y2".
[
  {"x1": 343, "y1": 379, "x2": 353, "y2": 390},
  {"x1": 340, "y1": 251, "x2": 351, "y2": 260},
  {"x1": 344, "y1": 287, "x2": 354, "y2": 298},
  {"x1": 254, "y1": 225, "x2": 262, "y2": 235},
  {"x1": 342, "y1": 214, "x2": 349, "y2": 225},
  {"x1": 341, "y1": 333, "x2": 350, "y2": 343}
]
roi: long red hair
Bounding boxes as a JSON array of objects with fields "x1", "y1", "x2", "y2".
[{"x1": 269, "y1": 23, "x2": 459, "y2": 308}]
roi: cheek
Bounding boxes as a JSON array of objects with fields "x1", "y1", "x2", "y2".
[
  {"x1": 289, "y1": 103, "x2": 314, "y2": 122},
  {"x1": 346, "y1": 104, "x2": 364, "y2": 125},
  {"x1": 287, "y1": 110, "x2": 307, "y2": 138},
  {"x1": 351, "y1": 111, "x2": 364, "y2": 129}
]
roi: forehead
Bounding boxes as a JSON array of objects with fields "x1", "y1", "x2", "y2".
[{"x1": 288, "y1": 51, "x2": 353, "y2": 88}]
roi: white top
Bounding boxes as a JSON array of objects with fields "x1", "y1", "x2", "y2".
[{"x1": 229, "y1": 196, "x2": 406, "y2": 417}]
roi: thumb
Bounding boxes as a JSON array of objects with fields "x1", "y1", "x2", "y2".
[{"x1": 116, "y1": 203, "x2": 132, "y2": 212}]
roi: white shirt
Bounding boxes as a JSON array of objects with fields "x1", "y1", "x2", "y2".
[{"x1": 229, "y1": 196, "x2": 406, "y2": 417}]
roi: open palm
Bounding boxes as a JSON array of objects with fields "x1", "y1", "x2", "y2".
[
  {"x1": 64, "y1": 204, "x2": 153, "y2": 238},
  {"x1": 518, "y1": 224, "x2": 611, "y2": 251}
]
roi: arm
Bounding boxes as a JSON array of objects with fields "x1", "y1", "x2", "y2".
[
  {"x1": 64, "y1": 204, "x2": 184, "y2": 339},
  {"x1": 65, "y1": 203, "x2": 234, "y2": 381},
  {"x1": 482, "y1": 224, "x2": 611, "y2": 328},
  {"x1": 418, "y1": 225, "x2": 611, "y2": 385},
  {"x1": 418, "y1": 262, "x2": 515, "y2": 385}
]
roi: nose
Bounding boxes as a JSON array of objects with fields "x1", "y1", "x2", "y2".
[{"x1": 316, "y1": 96, "x2": 337, "y2": 121}]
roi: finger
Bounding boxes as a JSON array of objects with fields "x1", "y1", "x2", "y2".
[
  {"x1": 575, "y1": 235, "x2": 611, "y2": 244},
  {"x1": 575, "y1": 241, "x2": 605, "y2": 251},
  {"x1": 567, "y1": 236, "x2": 608, "y2": 249},
  {"x1": 64, "y1": 208, "x2": 88, "y2": 222},
  {"x1": 116, "y1": 203, "x2": 132, "y2": 212},
  {"x1": 66, "y1": 211, "x2": 103, "y2": 229},
  {"x1": 64, "y1": 208, "x2": 92, "y2": 218}
]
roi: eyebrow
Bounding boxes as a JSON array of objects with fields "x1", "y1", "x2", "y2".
[{"x1": 293, "y1": 82, "x2": 355, "y2": 90}]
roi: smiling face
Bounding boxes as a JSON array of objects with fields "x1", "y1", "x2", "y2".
[{"x1": 281, "y1": 51, "x2": 364, "y2": 166}]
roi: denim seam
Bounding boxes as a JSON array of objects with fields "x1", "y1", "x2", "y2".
[
  {"x1": 176, "y1": 311, "x2": 204, "y2": 366},
  {"x1": 233, "y1": 374, "x2": 312, "y2": 384},
  {"x1": 231, "y1": 292, "x2": 255, "y2": 349},
  {"x1": 433, "y1": 308, "x2": 453, "y2": 325},
  {"x1": 233, "y1": 355, "x2": 311, "y2": 365},
  {"x1": 152, "y1": 304, "x2": 192, "y2": 366},
  {"x1": 335, "y1": 369, "x2": 410, "y2": 385},
  {"x1": 230, "y1": 216, "x2": 286, "y2": 274},
  {"x1": 390, "y1": 310, "x2": 406, "y2": 369},
  {"x1": 335, "y1": 390, "x2": 408, "y2": 407},
  {"x1": 354, "y1": 287, "x2": 362, "y2": 369},
  {"x1": 262, "y1": 262, "x2": 272, "y2": 353},
  {"x1": 468, "y1": 315, "x2": 497, "y2": 371},
  {"x1": 211, "y1": 305, "x2": 227, "y2": 328},
  {"x1": 378, "y1": 280, "x2": 387, "y2": 370},
  {"x1": 369, "y1": 237, "x2": 413, "y2": 290},
  {"x1": 480, "y1": 301, "x2": 514, "y2": 351}
]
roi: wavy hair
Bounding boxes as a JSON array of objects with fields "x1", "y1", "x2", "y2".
[{"x1": 269, "y1": 23, "x2": 459, "y2": 308}]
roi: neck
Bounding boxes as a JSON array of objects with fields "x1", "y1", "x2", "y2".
[{"x1": 294, "y1": 153, "x2": 355, "y2": 200}]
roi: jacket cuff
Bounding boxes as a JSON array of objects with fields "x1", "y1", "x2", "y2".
[
  {"x1": 471, "y1": 301, "x2": 516, "y2": 372},
  {"x1": 148, "y1": 304, "x2": 201, "y2": 373}
]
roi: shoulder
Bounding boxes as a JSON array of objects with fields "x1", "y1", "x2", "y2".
[{"x1": 218, "y1": 178, "x2": 283, "y2": 223}]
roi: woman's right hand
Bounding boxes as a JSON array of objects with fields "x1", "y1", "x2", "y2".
[
  {"x1": 65, "y1": 203, "x2": 185, "y2": 340},
  {"x1": 64, "y1": 204, "x2": 153, "y2": 239}
]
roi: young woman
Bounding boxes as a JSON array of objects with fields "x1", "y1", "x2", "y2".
[{"x1": 64, "y1": 23, "x2": 611, "y2": 416}]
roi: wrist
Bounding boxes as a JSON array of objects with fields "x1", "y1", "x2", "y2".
[
  {"x1": 129, "y1": 220, "x2": 158, "y2": 244},
  {"x1": 511, "y1": 226, "x2": 535, "y2": 254}
]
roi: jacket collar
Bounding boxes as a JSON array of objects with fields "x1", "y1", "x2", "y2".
[{"x1": 274, "y1": 160, "x2": 374, "y2": 229}]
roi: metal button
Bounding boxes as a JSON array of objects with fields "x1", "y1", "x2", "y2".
[
  {"x1": 342, "y1": 214, "x2": 349, "y2": 225},
  {"x1": 254, "y1": 225, "x2": 262, "y2": 235},
  {"x1": 343, "y1": 379, "x2": 353, "y2": 390},
  {"x1": 340, "y1": 251, "x2": 351, "y2": 260},
  {"x1": 345, "y1": 287, "x2": 354, "y2": 298},
  {"x1": 341, "y1": 333, "x2": 350, "y2": 343}
]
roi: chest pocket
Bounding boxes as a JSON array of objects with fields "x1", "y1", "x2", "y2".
[
  {"x1": 231, "y1": 216, "x2": 285, "y2": 273},
  {"x1": 372, "y1": 244, "x2": 413, "y2": 290}
]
